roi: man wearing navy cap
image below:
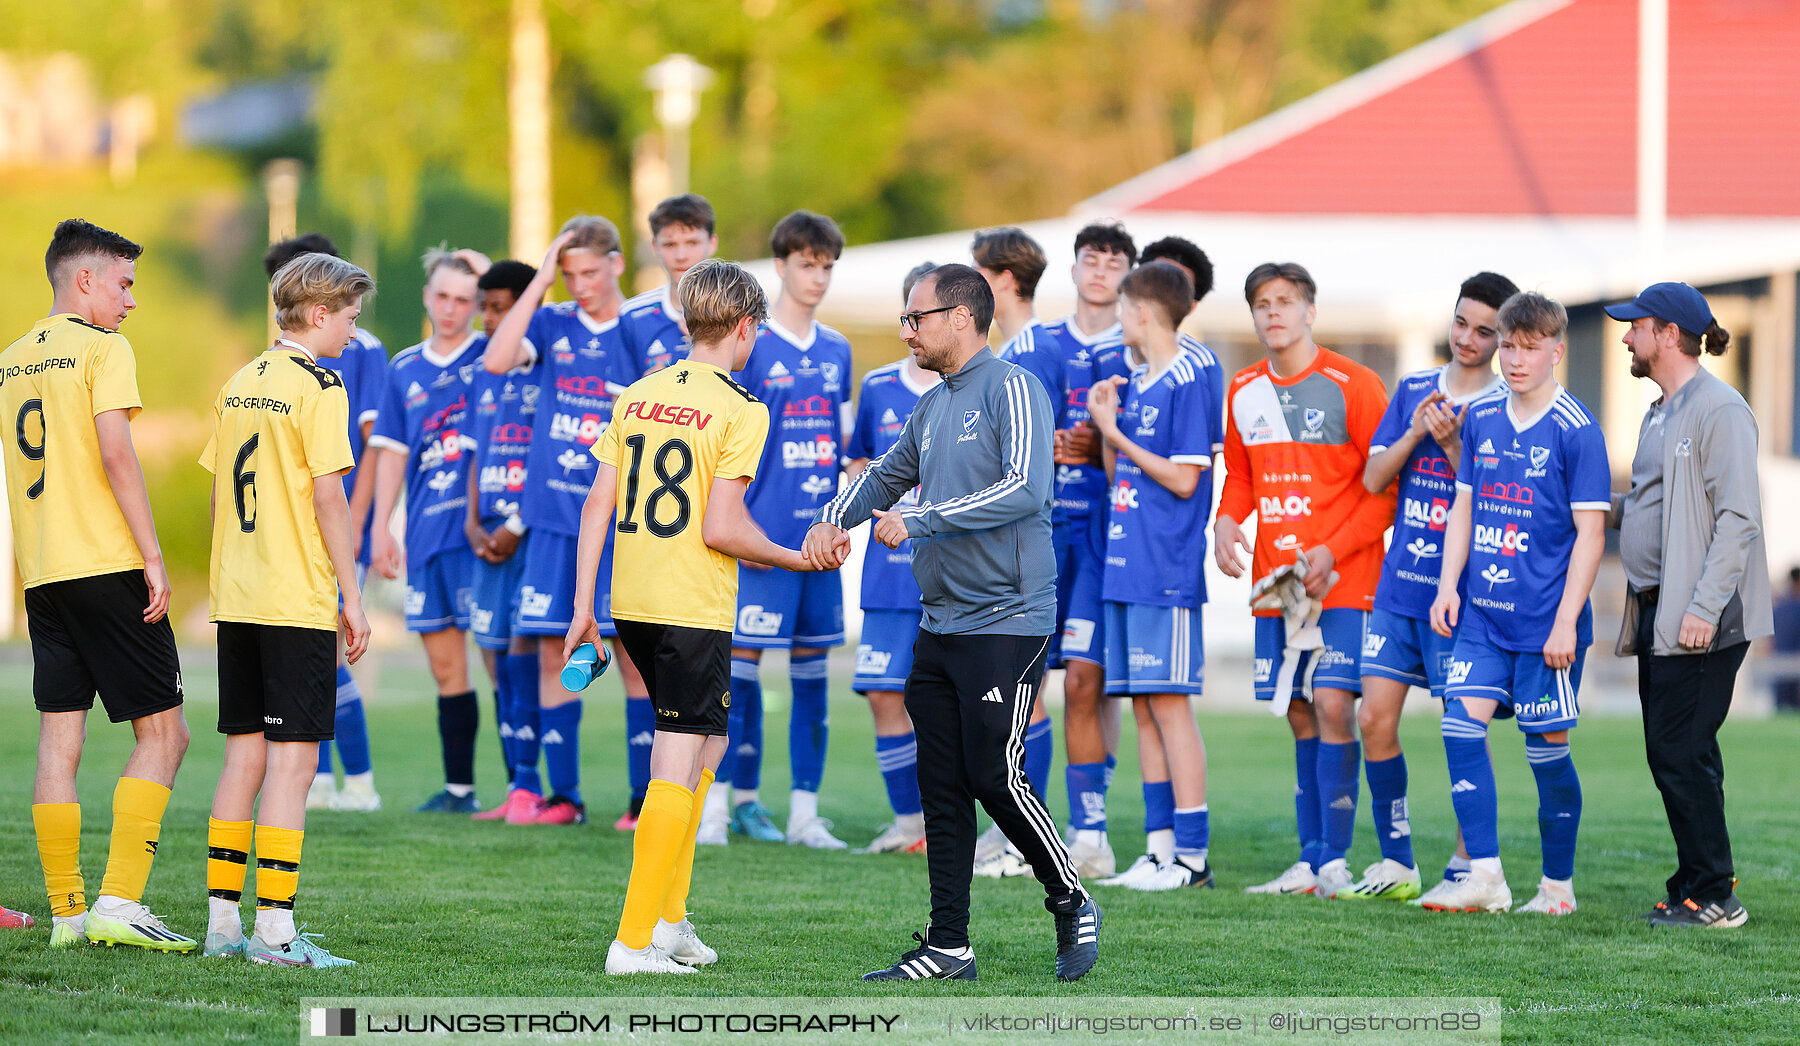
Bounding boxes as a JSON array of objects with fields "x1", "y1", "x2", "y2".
[{"x1": 1605, "y1": 282, "x2": 1771, "y2": 929}]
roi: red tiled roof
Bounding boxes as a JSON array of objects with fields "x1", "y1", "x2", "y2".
[{"x1": 1098, "y1": 0, "x2": 1800, "y2": 217}]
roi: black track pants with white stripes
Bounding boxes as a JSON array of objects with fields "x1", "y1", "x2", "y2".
[{"x1": 904, "y1": 629, "x2": 1084, "y2": 949}]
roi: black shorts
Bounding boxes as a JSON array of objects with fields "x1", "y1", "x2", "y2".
[
  {"x1": 613, "y1": 618, "x2": 732, "y2": 736},
  {"x1": 26, "y1": 570, "x2": 183, "y2": 723},
  {"x1": 216, "y1": 621, "x2": 336, "y2": 742}
]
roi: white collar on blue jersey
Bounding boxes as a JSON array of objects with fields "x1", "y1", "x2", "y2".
[
  {"x1": 1058, "y1": 316, "x2": 1122, "y2": 347},
  {"x1": 573, "y1": 305, "x2": 618, "y2": 335},
  {"x1": 422, "y1": 329, "x2": 481, "y2": 369},
  {"x1": 275, "y1": 337, "x2": 318, "y2": 362},
  {"x1": 764, "y1": 316, "x2": 818, "y2": 350},
  {"x1": 1505, "y1": 383, "x2": 1563, "y2": 433}
]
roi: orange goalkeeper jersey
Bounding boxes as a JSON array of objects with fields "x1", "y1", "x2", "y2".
[{"x1": 1219, "y1": 347, "x2": 1394, "y2": 613}]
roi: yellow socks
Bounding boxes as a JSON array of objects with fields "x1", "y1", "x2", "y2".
[
  {"x1": 32, "y1": 803, "x2": 84, "y2": 917},
  {"x1": 207, "y1": 818, "x2": 254, "y2": 903},
  {"x1": 254, "y1": 825, "x2": 303, "y2": 915},
  {"x1": 616, "y1": 779, "x2": 693, "y2": 949},
  {"x1": 661, "y1": 768, "x2": 714, "y2": 925},
  {"x1": 97, "y1": 777, "x2": 171, "y2": 904}
]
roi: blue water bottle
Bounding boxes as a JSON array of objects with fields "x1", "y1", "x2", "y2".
[{"x1": 560, "y1": 641, "x2": 611, "y2": 692}]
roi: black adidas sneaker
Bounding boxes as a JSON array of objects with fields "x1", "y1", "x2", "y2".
[
  {"x1": 1650, "y1": 893, "x2": 1749, "y2": 929},
  {"x1": 861, "y1": 929, "x2": 976, "y2": 982},
  {"x1": 1052, "y1": 894, "x2": 1101, "y2": 982}
]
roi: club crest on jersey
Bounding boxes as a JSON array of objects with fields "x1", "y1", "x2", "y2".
[
  {"x1": 1677, "y1": 437, "x2": 1692, "y2": 457},
  {"x1": 820, "y1": 361, "x2": 841, "y2": 390},
  {"x1": 1303, "y1": 407, "x2": 1325, "y2": 433},
  {"x1": 958, "y1": 410, "x2": 981, "y2": 442},
  {"x1": 1530, "y1": 445, "x2": 1550, "y2": 468},
  {"x1": 1139, "y1": 405, "x2": 1160, "y2": 430}
]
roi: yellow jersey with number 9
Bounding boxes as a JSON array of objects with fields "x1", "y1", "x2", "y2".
[
  {"x1": 200, "y1": 347, "x2": 353, "y2": 630},
  {"x1": 0, "y1": 314, "x2": 146, "y2": 588},
  {"x1": 593, "y1": 359, "x2": 769, "y2": 631}
]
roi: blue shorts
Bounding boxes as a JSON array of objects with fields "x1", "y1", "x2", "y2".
[
  {"x1": 511, "y1": 531, "x2": 613, "y2": 637},
  {"x1": 1445, "y1": 631, "x2": 1584, "y2": 733},
  {"x1": 1253, "y1": 608, "x2": 1367, "y2": 703},
  {"x1": 853, "y1": 609, "x2": 921, "y2": 693},
  {"x1": 403, "y1": 547, "x2": 473, "y2": 633},
  {"x1": 1360, "y1": 607, "x2": 1458, "y2": 698},
  {"x1": 733, "y1": 566, "x2": 844, "y2": 649},
  {"x1": 1051, "y1": 514, "x2": 1106, "y2": 668},
  {"x1": 469, "y1": 534, "x2": 528, "y2": 651},
  {"x1": 1104, "y1": 601, "x2": 1204, "y2": 695}
]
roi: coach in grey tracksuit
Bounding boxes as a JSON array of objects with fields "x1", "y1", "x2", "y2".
[
  {"x1": 1606, "y1": 282, "x2": 1771, "y2": 928},
  {"x1": 807, "y1": 264, "x2": 1097, "y2": 982}
]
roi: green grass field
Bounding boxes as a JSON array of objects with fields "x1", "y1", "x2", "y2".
[{"x1": 1, "y1": 653, "x2": 1796, "y2": 1043}]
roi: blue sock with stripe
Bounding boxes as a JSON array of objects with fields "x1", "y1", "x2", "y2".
[
  {"x1": 789, "y1": 652, "x2": 830, "y2": 794},
  {"x1": 491, "y1": 659, "x2": 514, "y2": 784},
  {"x1": 1103, "y1": 752, "x2": 1117, "y2": 789},
  {"x1": 1023, "y1": 716, "x2": 1053, "y2": 802},
  {"x1": 1317, "y1": 740, "x2": 1360, "y2": 865},
  {"x1": 505, "y1": 654, "x2": 542, "y2": 795},
  {"x1": 1174, "y1": 804, "x2": 1209, "y2": 860},
  {"x1": 1526, "y1": 735, "x2": 1581, "y2": 880},
  {"x1": 875, "y1": 732, "x2": 922, "y2": 817},
  {"x1": 1442, "y1": 702, "x2": 1499, "y2": 860},
  {"x1": 1294, "y1": 738, "x2": 1324, "y2": 869},
  {"x1": 1065, "y1": 761, "x2": 1109, "y2": 832},
  {"x1": 1365, "y1": 753, "x2": 1414, "y2": 867},
  {"x1": 333, "y1": 666, "x2": 373, "y2": 776},
  {"x1": 723, "y1": 657, "x2": 760, "y2": 792},
  {"x1": 624, "y1": 694, "x2": 653, "y2": 804},
  {"x1": 540, "y1": 699, "x2": 582, "y2": 805}
]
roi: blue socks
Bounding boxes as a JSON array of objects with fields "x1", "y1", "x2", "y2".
[
  {"x1": 540, "y1": 699, "x2": 582, "y2": 805},
  {"x1": 1066, "y1": 761, "x2": 1109, "y2": 833},
  {"x1": 490, "y1": 659, "x2": 514, "y2": 784},
  {"x1": 1365, "y1": 753, "x2": 1413, "y2": 867},
  {"x1": 1317, "y1": 740, "x2": 1360, "y2": 866},
  {"x1": 1526, "y1": 735, "x2": 1581, "y2": 880},
  {"x1": 875, "y1": 732, "x2": 922, "y2": 817},
  {"x1": 789, "y1": 652, "x2": 830, "y2": 794},
  {"x1": 625, "y1": 693, "x2": 653, "y2": 803},
  {"x1": 1442, "y1": 701, "x2": 1498, "y2": 860},
  {"x1": 1023, "y1": 716, "x2": 1053, "y2": 801},
  {"x1": 1294, "y1": 737, "x2": 1323, "y2": 868},
  {"x1": 505, "y1": 654, "x2": 541, "y2": 796},
  {"x1": 438, "y1": 689, "x2": 478, "y2": 788},
  {"x1": 320, "y1": 665, "x2": 374, "y2": 776},
  {"x1": 1142, "y1": 780, "x2": 1174, "y2": 834},
  {"x1": 723, "y1": 657, "x2": 761, "y2": 790},
  {"x1": 1173, "y1": 804, "x2": 1209, "y2": 860}
]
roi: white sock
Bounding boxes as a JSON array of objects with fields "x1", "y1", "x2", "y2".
[
  {"x1": 311, "y1": 772, "x2": 334, "y2": 788},
  {"x1": 790, "y1": 789, "x2": 818, "y2": 824},
  {"x1": 1544, "y1": 876, "x2": 1573, "y2": 892},
  {"x1": 92, "y1": 894, "x2": 133, "y2": 917},
  {"x1": 1175, "y1": 852, "x2": 1209, "y2": 871},
  {"x1": 54, "y1": 912, "x2": 85, "y2": 931},
  {"x1": 1073, "y1": 828, "x2": 1107, "y2": 850},
  {"x1": 1146, "y1": 829, "x2": 1175, "y2": 864},
  {"x1": 1447, "y1": 855, "x2": 1472, "y2": 872},
  {"x1": 444, "y1": 783, "x2": 473, "y2": 798},
  {"x1": 702, "y1": 787, "x2": 729, "y2": 824},
  {"x1": 732, "y1": 788, "x2": 760, "y2": 807},
  {"x1": 1471, "y1": 857, "x2": 1503, "y2": 877},
  {"x1": 342, "y1": 771, "x2": 374, "y2": 790},
  {"x1": 932, "y1": 944, "x2": 973, "y2": 959},
  {"x1": 208, "y1": 897, "x2": 242, "y2": 937},
  {"x1": 897, "y1": 812, "x2": 925, "y2": 833},
  {"x1": 254, "y1": 908, "x2": 296, "y2": 945}
]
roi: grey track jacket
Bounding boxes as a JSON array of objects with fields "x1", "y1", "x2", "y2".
[{"x1": 815, "y1": 347, "x2": 1056, "y2": 637}]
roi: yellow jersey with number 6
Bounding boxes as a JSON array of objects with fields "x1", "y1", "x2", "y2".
[
  {"x1": 200, "y1": 347, "x2": 353, "y2": 630},
  {"x1": 0, "y1": 314, "x2": 146, "y2": 588},
  {"x1": 593, "y1": 359, "x2": 769, "y2": 631}
]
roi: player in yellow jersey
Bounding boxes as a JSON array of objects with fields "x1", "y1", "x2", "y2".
[
  {"x1": 198, "y1": 253, "x2": 372, "y2": 968},
  {"x1": 1, "y1": 220, "x2": 192, "y2": 952},
  {"x1": 564, "y1": 259, "x2": 839, "y2": 974}
]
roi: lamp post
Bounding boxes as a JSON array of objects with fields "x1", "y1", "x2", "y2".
[{"x1": 644, "y1": 54, "x2": 713, "y2": 197}]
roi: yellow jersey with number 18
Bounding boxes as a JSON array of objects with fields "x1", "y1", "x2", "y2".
[
  {"x1": 593, "y1": 359, "x2": 769, "y2": 632},
  {"x1": 0, "y1": 314, "x2": 146, "y2": 588},
  {"x1": 200, "y1": 347, "x2": 353, "y2": 631}
]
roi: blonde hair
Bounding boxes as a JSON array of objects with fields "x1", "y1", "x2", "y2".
[
  {"x1": 1497, "y1": 291, "x2": 1568, "y2": 342},
  {"x1": 678, "y1": 259, "x2": 767, "y2": 346},
  {"x1": 273, "y1": 253, "x2": 374, "y2": 332},
  {"x1": 420, "y1": 243, "x2": 476, "y2": 284},
  {"x1": 557, "y1": 215, "x2": 623, "y2": 261}
]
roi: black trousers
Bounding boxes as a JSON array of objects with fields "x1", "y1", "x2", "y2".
[
  {"x1": 1635, "y1": 593, "x2": 1748, "y2": 904},
  {"x1": 905, "y1": 629, "x2": 1084, "y2": 948}
]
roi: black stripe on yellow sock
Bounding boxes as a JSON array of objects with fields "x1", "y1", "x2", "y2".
[
  {"x1": 256, "y1": 858, "x2": 299, "y2": 874},
  {"x1": 207, "y1": 847, "x2": 248, "y2": 864},
  {"x1": 208, "y1": 888, "x2": 243, "y2": 902},
  {"x1": 255, "y1": 896, "x2": 295, "y2": 910}
]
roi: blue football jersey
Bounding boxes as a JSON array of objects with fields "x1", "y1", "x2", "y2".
[
  {"x1": 1044, "y1": 317, "x2": 1131, "y2": 520},
  {"x1": 1455, "y1": 386, "x2": 1611, "y2": 652},
  {"x1": 1102, "y1": 353, "x2": 1216, "y2": 608},
  {"x1": 520, "y1": 302, "x2": 638, "y2": 537},
  {"x1": 844, "y1": 360, "x2": 933, "y2": 611},
  {"x1": 743, "y1": 319, "x2": 853, "y2": 548},
  {"x1": 998, "y1": 319, "x2": 1068, "y2": 430},
  {"x1": 369, "y1": 333, "x2": 485, "y2": 561},
  {"x1": 1372, "y1": 366, "x2": 1507, "y2": 619},
  {"x1": 620, "y1": 286, "x2": 689, "y2": 373},
  {"x1": 1176, "y1": 332, "x2": 1226, "y2": 454},
  {"x1": 470, "y1": 361, "x2": 541, "y2": 527}
]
